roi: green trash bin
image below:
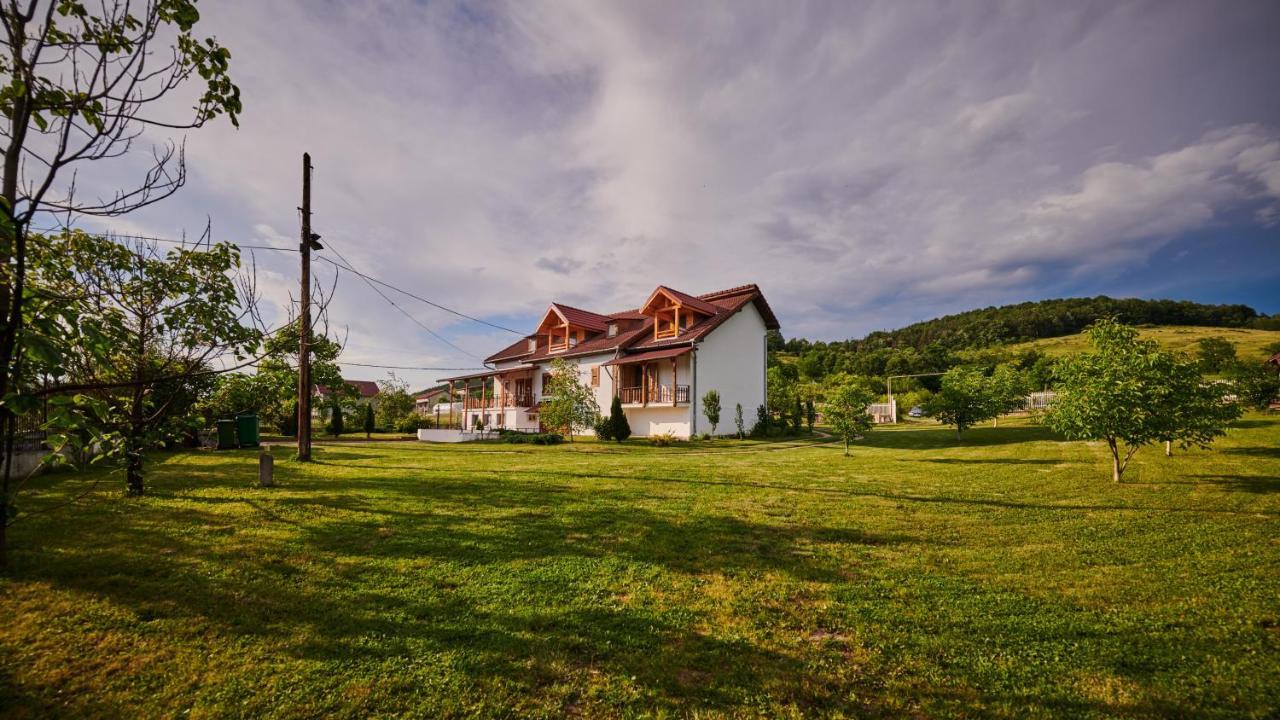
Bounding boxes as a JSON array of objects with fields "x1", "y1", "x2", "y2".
[
  {"x1": 236, "y1": 414, "x2": 260, "y2": 448},
  {"x1": 216, "y1": 419, "x2": 238, "y2": 450}
]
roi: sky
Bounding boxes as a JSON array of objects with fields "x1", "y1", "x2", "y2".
[{"x1": 56, "y1": 0, "x2": 1280, "y2": 389}]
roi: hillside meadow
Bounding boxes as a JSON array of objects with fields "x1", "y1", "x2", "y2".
[
  {"x1": 992, "y1": 325, "x2": 1280, "y2": 361},
  {"x1": 1, "y1": 415, "x2": 1278, "y2": 718}
]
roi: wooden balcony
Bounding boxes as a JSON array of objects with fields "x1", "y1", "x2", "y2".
[{"x1": 619, "y1": 385, "x2": 689, "y2": 405}]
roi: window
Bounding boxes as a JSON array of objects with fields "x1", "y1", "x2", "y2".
[
  {"x1": 527, "y1": 338, "x2": 536, "y2": 353},
  {"x1": 608, "y1": 323, "x2": 618, "y2": 337},
  {"x1": 591, "y1": 366, "x2": 600, "y2": 387}
]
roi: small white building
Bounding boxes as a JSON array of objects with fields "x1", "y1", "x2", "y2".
[{"x1": 440, "y1": 284, "x2": 781, "y2": 439}]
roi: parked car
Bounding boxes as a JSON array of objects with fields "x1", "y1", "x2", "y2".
[{"x1": 908, "y1": 405, "x2": 925, "y2": 418}]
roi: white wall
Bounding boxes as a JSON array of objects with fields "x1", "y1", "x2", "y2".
[
  {"x1": 623, "y1": 406, "x2": 692, "y2": 438},
  {"x1": 530, "y1": 352, "x2": 614, "y2": 436},
  {"x1": 692, "y1": 303, "x2": 768, "y2": 436}
]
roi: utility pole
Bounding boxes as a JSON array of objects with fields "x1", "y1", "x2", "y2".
[{"x1": 297, "y1": 153, "x2": 322, "y2": 460}]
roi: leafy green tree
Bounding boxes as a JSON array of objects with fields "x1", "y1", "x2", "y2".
[
  {"x1": 734, "y1": 403, "x2": 744, "y2": 439},
  {"x1": 0, "y1": 0, "x2": 242, "y2": 561},
  {"x1": 1045, "y1": 319, "x2": 1239, "y2": 482},
  {"x1": 792, "y1": 397, "x2": 804, "y2": 434},
  {"x1": 376, "y1": 373, "x2": 414, "y2": 431},
  {"x1": 1228, "y1": 360, "x2": 1280, "y2": 410},
  {"x1": 751, "y1": 404, "x2": 770, "y2": 437},
  {"x1": 1196, "y1": 337, "x2": 1237, "y2": 373},
  {"x1": 805, "y1": 399, "x2": 816, "y2": 433},
  {"x1": 823, "y1": 379, "x2": 874, "y2": 456},
  {"x1": 987, "y1": 364, "x2": 1028, "y2": 426},
  {"x1": 541, "y1": 358, "x2": 598, "y2": 441},
  {"x1": 31, "y1": 232, "x2": 258, "y2": 496},
  {"x1": 701, "y1": 389, "x2": 721, "y2": 435},
  {"x1": 925, "y1": 366, "x2": 1000, "y2": 439},
  {"x1": 767, "y1": 365, "x2": 797, "y2": 423},
  {"x1": 255, "y1": 319, "x2": 345, "y2": 431},
  {"x1": 328, "y1": 396, "x2": 344, "y2": 437},
  {"x1": 362, "y1": 403, "x2": 375, "y2": 438},
  {"x1": 609, "y1": 394, "x2": 631, "y2": 441}
]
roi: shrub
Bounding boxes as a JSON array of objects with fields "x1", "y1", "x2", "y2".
[
  {"x1": 648, "y1": 431, "x2": 677, "y2": 447},
  {"x1": 734, "y1": 403, "x2": 744, "y2": 438},
  {"x1": 750, "y1": 404, "x2": 770, "y2": 438},
  {"x1": 326, "y1": 397, "x2": 344, "y2": 436},
  {"x1": 610, "y1": 395, "x2": 631, "y2": 441},
  {"x1": 497, "y1": 430, "x2": 563, "y2": 445},
  {"x1": 593, "y1": 414, "x2": 614, "y2": 441},
  {"x1": 362, "y1": 404, "x2": 375, "y2": 438},
  {"x1": 396, "y1": 413, "x2": 434, "y2": 434},
  {"x1": 700, "y1": 432, "x2": 711, "y2": 441}
]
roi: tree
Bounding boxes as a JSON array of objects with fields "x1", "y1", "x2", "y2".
[
  {"x1": 805, "y1": 399, "x2": 816, "y2": 433},
  {"x1": 792, "y1": 397, "x2": 804, "y2": 434},
  {"x1": 541, "y1": 358, "x2": 598, "y2": 441},
  {"x1": 1228, "y1": 360, "x2": 1280, "y2": 410},
  {"x1": 925, "y1": 366, "x2": 1000, "y2": 439},
  {"x1": 987, "y1": 364, "x2": 1028, "y2": 426},
  {"x1": 376, "y1": 372, "x2": 413, "y2": 431},
  {"x1": 751, "y1": 403, "x2": 770, "y2": 437},
  {"x1": 328, "y1": 396, "x2": 344, "y2": 437},
  {"x1": 734, "y1": 403, "x2": 744, "y2": 439},
  {"x1": 254, "y1": 318, "x2": 345, "y2": 432},
  {"x1": 767, "y1": 365, "x2": 797, "y2": 424},
  {"x1": 362, "y1": 403, "x2": 375, "y2": 438},
  {"x1": 609, "y1": 394, "x2": 631, "y2": 441},
  {"x1": 1196, "y1": 337, "x2": 1237, "y2": 373},
  {"x1": 1, "y1": 0, "x2": 241, "y2": 561},
  {"x1": 701, "y1": 389, "x2": 721, "y2": 436},
  {"x1": 823, "y1": 379, "x2": 874, "y2": 456},
  {"x1": 1045, "y1": 319, "x2": 1239, "y2": 482},
  {"x1": 31, "y1": 232, "x2": 258, "y2": 496}
]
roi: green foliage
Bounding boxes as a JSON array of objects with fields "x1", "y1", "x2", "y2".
[
  {"x1": 362, "y1": 403, "x2": 375, "y2": 437},
  {"x1": 791, "y1": 397, "x2": 804, "y2": 433},
  {"x1": 805, "y1": 399, "x2": 816, "y2": 433},
  {"x1": 608, "y1": 395, "x2": 631, "y2": 441},
  {"x1": 540, "y1": 358, "x2": 599, "y2": 440},
  {"x1": 750, "y1": 404, "x2": 770, "y2": 438},
  {"x1": 1045, "y1": 319, "x2": 1240, "y2": 482},
  {"x1": 24, "y1": 231, "x2": 259, "y2": 495},
  {"x1": 925, "y1": 366, "x2": 1004, "y2": 439},
  {"x1": 1196, "y1": 336, "x2": 1237, "y2": 373},
  {"x1": 396, "y1": 413, "x2": 433, "y2": 434},
  {"x1": 701, "y1": 389, "x2": 721, "y2": 435},
  {"x1": 823, "y1": 378, "x2": 874, "y2": 456},
  {"x1": 254, "y1": 319, "x2": 346, "y2": 430},
  {"x1": 376, "y1": 373, "x2": 414, "y2": 431},
  {"x1": 734, "y1": 403, "x2": 745, "y2": 439},
  {"x1": 1228, "y1": 360, "x2": 1280, "y2": 410},
  {"x1": 497, "y1": 430, "x2": 563, "y2": 445},
  {"x1": 593, "y1": 414, "x2": 614, "y2": 442},
  {"x1": 327, "y1": 397, "x2": 344, "y2": 437}
]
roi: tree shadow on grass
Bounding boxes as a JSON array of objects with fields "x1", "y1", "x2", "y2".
[
  {"x1": 1182, "y1": 474, "x2": 1280, "y2": 494},
  {"x1": 1221, "y1": 446, "x2": 1280, "y2": 459},
  {"x1": 917, "y1": 458, "x2": 1063, "y2": 466},
  {"x1": 8, "y1": 494, "x2": 903, "y2": 716},
  {"x1": 849, "y1": 424, "x2": 1066, "y2": 450}
]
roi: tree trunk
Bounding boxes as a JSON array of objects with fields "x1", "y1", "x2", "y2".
[
  {"x1": 126, "y1": 445, "x2": 145, "y2": 497},
  {"x1": 1165, "y1": 440, "x2": 1172, "y2": 457},
  {"x1": 844, "y1": 437, "x2": 849, "y2": 456},
  {"x1": 1108, "y1": 437, "x2": 1122, "y2": 482}
]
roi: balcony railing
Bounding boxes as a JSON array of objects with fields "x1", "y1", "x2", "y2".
[
  {"x1": 619, "y1": 385, "x2": 690, "y2": 405},
  {"x1": 464, "y1": 392, "x2": 535, "y2": 410}
]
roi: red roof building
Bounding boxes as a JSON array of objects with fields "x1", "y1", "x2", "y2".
[{"x1": 440, "y1": 284, "x2": 780, "y2": 439}]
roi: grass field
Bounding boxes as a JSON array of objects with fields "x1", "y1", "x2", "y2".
[
  {"x1": 2, "y1": 416, "x2": 1278, "y2": 718},
  {"x1": 990, "y1": 325, "x2": 1280, "y2": 361}
]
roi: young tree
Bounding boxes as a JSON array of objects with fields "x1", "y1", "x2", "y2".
[
  {"x1": 1228, "y1": 360, "x2": 1280, "y2": 410},
  {"x1": 1, "y1": 0, "x2": 240, "y2": 554},
  {"x1": 1045, "y1": 319, "x2": 1239, "y2": 482},
  {"x1": 328, "y1": 396, "x2": 344, "y2": 437},
  {"x1": 823, "y1": 379, "x2": 874, "y2": 456},
  {"x1": 541, "y1": 358, "x2": 598, "y2": 441},
  {"x1": 792, "y1": 397, "x2": 804, "y2": 434},
  {"x1": 752, "y1": 403, "x2": 770, "y2": 437},
  {"x1": 362, "y1": 403, "x2": 375, "y2": 438},
  {"x1": 805, "y1": 398, "x2": 816, "y2": 433},
  {"x1": 376, "y1": 372, "x2": 414, "y2": 431},
  {"x1": 609, "y1": 394, "x2": 631, "y2": 441},
  {"x1": 987, "y1": 364, "x2": 1028, "y2": 427},
  {"x1": 734, "y1": 403, "x2": 745, "y2": 439},
  {"x1": 31, "y1": 232, "x2": 259, "y2": 496},
  {"x1": 701, "y1": 389, "x2": 721, "y2": 436},
  {"x1": 1196, "y1": 337, "x2": 1237, "y2": 373},
  {"x1": 925, "y1": 366, "x2": 999, "y2": 439},
  {"x1": 254, "y1": 318, "x2": 345, "y2": 432}
]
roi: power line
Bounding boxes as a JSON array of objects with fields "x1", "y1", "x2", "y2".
[
  {"x1": 340, "y1": 361, "x2": 485, "y2": 371},
  {"x1": 318, "y1": 236, "x2": 485, "y2": 362},
  {"x1": 36, "y1": 224, "x2": 526, "y2": 336},
  {"x1": 313, "y1": 255, "x2": 522, "y2": 334}
]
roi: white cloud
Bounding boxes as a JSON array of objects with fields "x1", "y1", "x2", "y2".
[{"x1": 52, "y1": 0, "x2": 1280, "y2": 384}]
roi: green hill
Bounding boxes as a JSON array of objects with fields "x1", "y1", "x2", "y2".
[{"x1": 994, "y1": 325, "x2": 1280, "y2": 360}]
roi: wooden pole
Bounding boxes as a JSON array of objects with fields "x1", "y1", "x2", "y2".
[{"x1": 297, "y1": 152, "x2": 314, "y2": 461}]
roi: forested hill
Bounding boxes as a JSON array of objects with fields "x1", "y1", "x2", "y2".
[{"x1": 778, "y1": 296, "x2": 1273, "y2": 354}]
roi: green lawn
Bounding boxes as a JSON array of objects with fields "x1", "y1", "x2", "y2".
[{"x1": 2, "y1": 417, "x2": 1278, "y2": 718}]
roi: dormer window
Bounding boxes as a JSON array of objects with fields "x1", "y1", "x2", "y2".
[
  {"x1": 639, "y1": 286, "x2": 715, "y2": 341},
  {"x1": 527, "y1": 338, "x2": 536, "y2": 353},
  {"x1": 608, "y1": 323, "x2": 618, "y2": 337}
]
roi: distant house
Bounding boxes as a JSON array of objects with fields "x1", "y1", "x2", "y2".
[
  {"x1": 440, "y1": 284, "x2": 780, "y2": 438},
  {"x1": 414, "y1": 384, "x2": 452, "y2": 413},
  {"x1": 314, "y1": 379, "x2": 380, "y2": 411}
]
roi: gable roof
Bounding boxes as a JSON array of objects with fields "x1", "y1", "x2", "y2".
[
  {"x1": 548, "y1": 303, "x2": 611, "y2": 333},
  {"x1": 316, "y1": 379, "x2": 380, "y2": 398},
  {"x1": 641, "y1": 285, "x2": 722, "y2": 316}
]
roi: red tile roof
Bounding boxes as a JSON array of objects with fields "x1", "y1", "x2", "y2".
[
  {"x1": 602, "y1": 345, "x2": 692, "y2": 366},
  {"x1": 315, "y1": 380, "x2": 380, "y2": 398},
  {"x1": 643, "y1": 285, "x2": 722, "y2": 316},
  {"x1": 550, "y1": 303, "x2": 611, "y2": 333}
]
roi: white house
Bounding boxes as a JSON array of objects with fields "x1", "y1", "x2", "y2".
[{"x1": 439, "y1": 284, "x2": 780, "y2": 439}]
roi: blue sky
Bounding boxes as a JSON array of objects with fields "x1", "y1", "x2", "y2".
[{"x1": 54, "y1": 0, "x2": 1280, "y2": 388}]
